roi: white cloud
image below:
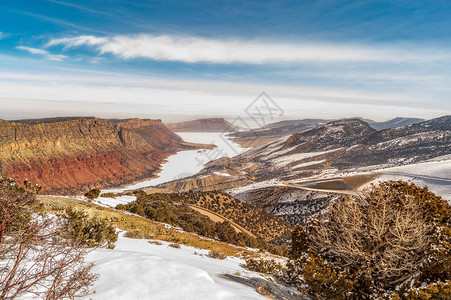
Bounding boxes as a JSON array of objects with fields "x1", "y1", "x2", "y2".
[
  {"x1": 16, "y1": 46, "x2": 67, "y2": 61},
  {"x1": 17, "y1": 46, "x2": 49, "y2": 55},
  {"x1": 46, "y1": 34, "x2": 443, "y2": 64},
  {"x1": 46, "y1": 54, "x2": 68, "y2": 61},
  {"x1": 47, "y1": 35, "x2": 108, "y2": 48}
]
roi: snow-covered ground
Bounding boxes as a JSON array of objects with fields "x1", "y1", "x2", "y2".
[
  {"x1": 226, "y1": 179, "x2": 283, "y2": 196},
  {"x1": 371, "y1": 158, "x2": 451, "y2": 201},
  {"x1": 214, "y1": 171, "x2": 232, "y2": 177},
  {"x1": 85, "y1": 234, "x2": 265, "y2": 300},
  {"x1": 270, "y1": 151, "x2": 328, "y2": 169},
  {"x1": 292, "y1": 160, "x2": 326, "y2": 170},
  {"x1": 95, "y1": 195, "x2": 137, "y2": 207}
]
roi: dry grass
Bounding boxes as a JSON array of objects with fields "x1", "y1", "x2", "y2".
[
  {"x1": 123, "y1": 229, "x2": 154, "y2": 239},
  {"x1": 148, "y1": 240, "x2": 163, "y2": 245},
  {"x1": 147, "y1": 177, "x2": 250, "y2": 193},
  {"x1": 231, "y1": 136, "x2": 281, "y2": 148},
  {"x1": 206, "y1": 250, "x2": 227, "y2": 260},
  {"x1": 342, "y1": 173, "x2": 379, "y2": 189},
  {"x1": 309, "y1": 179, "x2": 353, "y2": 191},
  {"x1": 255, "y1": 282, "x2": 272, "y2": 296},
  {"x1": 38, "y1": 195, "x2": 261, "y2": 257}
]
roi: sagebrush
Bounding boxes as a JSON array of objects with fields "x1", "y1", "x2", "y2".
[{"x1": 283, "y1": 181, "x2": 451, "y2": 300}]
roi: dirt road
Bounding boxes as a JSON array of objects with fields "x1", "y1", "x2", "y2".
[
  {"x1": 189, "y1": 205, "x2": 256, "y2": 237},
  {"x1": 283, "y1": 180, "x2": 360, "y2": 196}
]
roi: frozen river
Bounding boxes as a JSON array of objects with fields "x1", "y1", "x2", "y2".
[{"x1": 103, "y1": 132, "x2": 248, "y2": 193}]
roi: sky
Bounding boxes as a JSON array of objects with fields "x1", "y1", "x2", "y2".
[{"x1": 1, "y1": 0, "x2": 450, "y2": 122}]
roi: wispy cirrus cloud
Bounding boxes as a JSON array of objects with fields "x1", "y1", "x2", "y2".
[
  {"x1": 46, "y1": 0, "x2": 113, "y2": 16},
  {"x1": 46, "y1": 34, "x2": 446, "y2": 65},
  {"x1": 18, "y1": 11, "x2": 108, "y2": 34},
  {"x1": 17, "y1": 46, "x2": 48, "y2": 55},
  {"x1": 47, "y1": 35, "x2": 108, "y2": 48},
  {"x1": 16, "y1": 46, "x2": 67, "y2": 61}
]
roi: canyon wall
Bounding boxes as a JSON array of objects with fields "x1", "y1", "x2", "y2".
[{"x1": 0, "y1": 117, "x2": 202, "y2": 194}]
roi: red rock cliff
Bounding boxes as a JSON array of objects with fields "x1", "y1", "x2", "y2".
[{"x1": 0, "y1": 117, "x2": 201, "y2": 194}]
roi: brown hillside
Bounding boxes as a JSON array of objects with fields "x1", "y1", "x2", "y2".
[
  {"x1": 187, "y1": 191, "x2": 292, "y2": 244},
  {"x1": 117, "y1": 190, "x2": 291, "y2": 253}
]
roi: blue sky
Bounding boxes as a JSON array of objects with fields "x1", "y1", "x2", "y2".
[{"x1": 1, "y1": 0, "x2": 450, "y2": 122}]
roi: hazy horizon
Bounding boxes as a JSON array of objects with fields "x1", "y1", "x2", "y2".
[{"x1": 0, "y1": 113, "x2": 442, "y2": 126}]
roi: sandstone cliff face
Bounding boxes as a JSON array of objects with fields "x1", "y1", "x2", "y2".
[
  {"x1": 0, "y1": 117, "x2": 200, "y2": 194},
  {"x1": 165, "y1": 118, "x2": 236, "y2": 132}
]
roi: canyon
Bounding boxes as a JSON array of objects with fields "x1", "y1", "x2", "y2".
[{"x1": 0, "y1": 117, "x2": 209, "y2": 194}]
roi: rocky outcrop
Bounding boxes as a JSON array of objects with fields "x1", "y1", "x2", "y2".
[
  {"x1": 165, "y1": 118, "x2": 236, "y2": 132},
  {"x1": 0, "y1": 117, "x2": 207, "y2": 194},
  {"x1": 283, "y1": 119, "x2": 377, "y2": 150}
]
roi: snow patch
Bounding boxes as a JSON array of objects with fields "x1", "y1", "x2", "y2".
[
  {"x1": 95, "y1": 195, "x2": 137, "y2": 207},
  {"x1": 86, "y1": 235, "x2": 264, "y2": 299},
  {"x1": 270, "y1": 149, "x2": 337, "y2": 169},
  {"x1": 214, "y1": 172, "x2": 232, "y2": 177}
]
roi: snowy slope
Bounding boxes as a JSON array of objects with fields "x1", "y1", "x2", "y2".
[
  {"x1": 371, "y1": 158, "x2": 451, "y2": 201},
  {"x1": 85, "y1": 234, "x2": 265, "y2": 300}
]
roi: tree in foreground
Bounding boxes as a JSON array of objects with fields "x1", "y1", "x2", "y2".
[
  {"x1": 284, "y1": 181, "x2": 451, "y2": 299},
  {"x1": 0, "y1": 176, "x2": 99, "y2": 299}
]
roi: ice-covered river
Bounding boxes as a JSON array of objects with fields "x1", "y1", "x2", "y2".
[{"x1": 103, "y1": 132, "x2": 248, "y2": 194}]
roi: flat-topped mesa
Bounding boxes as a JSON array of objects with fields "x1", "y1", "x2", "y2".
[
  {"x1": 0, "y1": 117, "x2": 207, "y2": 195},
  {"x1": 110, "y1": 118, "x2": 166, "y2": 128},
  {"x1": 165, "y1": 118, "x2": 237, "y2": 132}
]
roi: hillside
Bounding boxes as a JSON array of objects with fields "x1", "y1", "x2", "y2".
[
  {"x1": 228, "y1": 118, "x2": 327, "y2": 148},
  {"x1": 228, "y1": 117, "x2": 424, "y2": 148},
  {"x1": 116, "y1": 190, "x2": 291, "y2": 252},
  {"x1": 0, "y1": 118, "x2": 208, "y2": 194},
  {"x1": 117, "y1": 191, "x2": 291, "y2": 253},
  {"x1": 261, "y1": 116, "x2": 451, "y2": 171},
  {"x1": 231, "y1": 186, "x2": 339, "y2": 226},
  {"x1": 230, "y1": 119, "x2": 327, "y2": 139},
  {"x1": 39, "y1": 195, "x2": 302, "y2": 299},
  {"x1": 165, "y1": 118, "x2": 237, "y2": 132},
  {"x1": 187, "y1": 191, "x2": 291, "y2": 245},
  {"x1": 283, "y1": 119, "x2": 377, "y2": 151},
  {"x1": 369, "y1": 117, "x2": 425, "y2": 130},
  {"x1": 157, "y1": 116, "x2": 451, "y2": 225}
]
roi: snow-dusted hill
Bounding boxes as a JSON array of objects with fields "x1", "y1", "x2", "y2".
[
  {"x1": 163, "y1": 115, "x2": 451, "y2": 227},
  {"x1": 369, "y1": 117, "x2": 425, "y2": 130},
  {"x1": 236, "y1": 115, "x2": 451, "y2": 178}
]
